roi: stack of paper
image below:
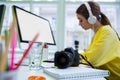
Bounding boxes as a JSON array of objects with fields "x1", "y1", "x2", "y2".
[{"x1": 44, "y1": 67, "x2": 109, "y2": 80}]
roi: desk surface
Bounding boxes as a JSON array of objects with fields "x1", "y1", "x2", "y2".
[
  {"x1": 17, "y1": 66, "x2": 55, "y2": 80},
  {"x1": 17, "y1": 64, "x2": 107, "y2": 80},
  {"x1": 8, "y1": 51, "x2": 107, "y2": 80}
]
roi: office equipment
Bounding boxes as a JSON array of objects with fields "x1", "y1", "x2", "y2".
[
  {"x1": 0, "y1": 4, "x2": 6, "y2": 34},
  {"x1": 12, "y1": 5, "x2": 55, "y2": 45},
  {"x1": 44, "y1": 67, "x2": 109, "y2": 80},
  {"x1": 12, "y1": 5, "x2": 56, "y2": 70},
  {"x1": 54, "y1": 47, "x2": 79, "y2": 69}
]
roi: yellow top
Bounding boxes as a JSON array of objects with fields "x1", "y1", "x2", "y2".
[{"x1": 81, "y1": 25, "x2": 120, "y2": 80}]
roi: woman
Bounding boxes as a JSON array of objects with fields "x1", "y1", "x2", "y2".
[{"x1": 76, "y1": 1, "x2": 120, "y2": 80}]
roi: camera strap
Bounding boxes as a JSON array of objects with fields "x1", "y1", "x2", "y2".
[{"x1": 80, "y1": 54, "x2": 94, "y2": 68}]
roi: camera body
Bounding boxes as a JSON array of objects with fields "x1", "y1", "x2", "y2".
[{"x1": 54, "y1": 47, "x2": 80, "y2": 69}]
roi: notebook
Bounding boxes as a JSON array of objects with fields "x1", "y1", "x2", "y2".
[{"x1": 44, "y1": 67, "x2": 109, "y2": 80}]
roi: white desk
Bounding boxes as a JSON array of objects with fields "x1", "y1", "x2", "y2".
[
  {"x1": 16, "y1": 64, "x2": 107, "y2": 80},
  {"x1": 8, "y1": 50, "x2": 107, "y2": 80},
  {"x1": 17, "y1": 66, "x2": 55, "y2": 80}
]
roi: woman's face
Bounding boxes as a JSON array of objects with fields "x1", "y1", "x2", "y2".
[{"x1": 76, "y1": 14, "x2": 92, "y2": 30}]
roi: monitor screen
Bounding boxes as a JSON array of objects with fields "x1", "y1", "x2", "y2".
[
  {"x1": 0, "y1": 4, "x2": 6, "y2": 34},
  {"x1": 12, "y1": 5, "x2": 56, "y2": 45}
]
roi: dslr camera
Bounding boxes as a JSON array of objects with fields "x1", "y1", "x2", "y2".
[{"x1": 54, "y1": 47, "x2": 80, "y2": 69}]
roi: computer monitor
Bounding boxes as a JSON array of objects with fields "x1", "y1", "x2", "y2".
[
  {"x1": 12, "y1": 5, "x2": 56, "y2": 45},
  {"x1": 0, "y1": 4, "x2": 6, "y2": 34}
]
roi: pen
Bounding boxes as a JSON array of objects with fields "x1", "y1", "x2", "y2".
[
  {"x1": 43, "y1": 60, "x2": 54, "y2": 63},
  {"x1": 0, "y1": 19, "x2": 16, "y2": 72},
  {"x1": 10, "y1": 30, "x2": 17, "y2": 71}
]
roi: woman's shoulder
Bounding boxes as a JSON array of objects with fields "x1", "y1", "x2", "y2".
[
  {"x1": 95, "y1": 25, "x2": 116, "y2": 38},
  {"x1": 100, "y1": 25, "x2": 111, "y2": 30},
  {"x1": 99, "y1": 25, "x2": 114, "y2": 34},
  {"x1": 100, "y1": 25, "x2": 120, "y2": 40}
]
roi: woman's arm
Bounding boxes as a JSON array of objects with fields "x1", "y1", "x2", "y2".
[{"x1": 81, "y1": 26, "x2": 119, "y2": 67}]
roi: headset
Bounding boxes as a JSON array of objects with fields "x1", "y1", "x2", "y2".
[{"x1": 84, "y1": 2, "x2": 97, "y2": 24}]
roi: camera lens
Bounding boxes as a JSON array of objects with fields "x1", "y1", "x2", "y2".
[
  {"x1": 55, "y1": 51, "x2": 74, "y2": 69},
  {"x1": 54, "y1": 47, "x2": 80, "y2": 69}
]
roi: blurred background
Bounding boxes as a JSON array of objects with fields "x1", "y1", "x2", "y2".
[{"x1": 0, "y1": 0, "x2": 120, "y2": 54}]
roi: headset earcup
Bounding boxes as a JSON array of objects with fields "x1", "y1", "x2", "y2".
[
  {"x1": 84, "y1": 2, "x2": 97, "y2": 24},
  {"x1": 88, "y1": 15, "x2": 97, "y2": 24}
]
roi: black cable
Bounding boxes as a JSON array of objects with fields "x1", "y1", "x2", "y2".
[{"x1": 79, "y1": 54, "x2": 94, "y2": 68}]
